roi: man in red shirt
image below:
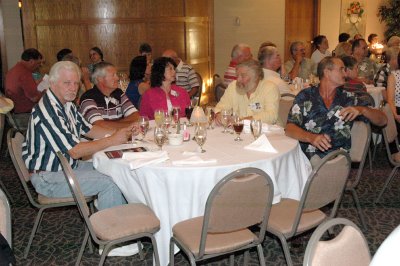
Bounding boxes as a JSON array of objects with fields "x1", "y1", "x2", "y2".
[{"x1": 5, "y1": 48, "x2": 43, "y2": 129}]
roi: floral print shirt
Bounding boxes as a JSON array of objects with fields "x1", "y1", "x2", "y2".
[{"x1": 287, "y1": 86, "x2": 368, "y2": 159}]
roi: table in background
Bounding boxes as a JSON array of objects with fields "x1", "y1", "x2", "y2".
[{"x1": 93, "y1": 125, "x2": 311, "y2": 266}]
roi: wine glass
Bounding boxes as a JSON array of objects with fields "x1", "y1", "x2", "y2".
[
  {"x1": 185, "y1": 106, "x2": 194, "y2": 126},
  {"x1": 233, "y1": 116, "x2": 244, "y2": 141},
  {"x1": 154, "y1": 109, "x2": 165, "y2": 127},
  {"x1": 171, "y1": 106, "x2": 180, "y2": 128},
  {"x1": 250, "y1": 119, "x2": 262, "y2": 139},
  {"x1": 138, "y1": 116, "x2": 149, "y2": 140},
  {"x1": 195, "y1": 124, "x2": 207, "y2": 153},
  {"x1": 154, "y1": 126, "x2": 167, "y2": 150},
  {"x1": 164, "y1": 112, "x2": 172, "y2": 134},
  {"x1": 221, "y1": 109, "x2": 231, "y2": 133},
  {"x1": 206, "y1": 106, "x2": 215, "y2": 129}
]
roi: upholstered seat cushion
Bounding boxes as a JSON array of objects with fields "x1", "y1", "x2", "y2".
[
  {"x1": 90, "y1": 203, "x2": 160, "y2": 241},
  {"x1": 172, "y1": 216, "x2": 256, "y2": 257},
  {"x1": 268, "y1": 198, "x2": 326, "y2": 237},
  {"x1": 37, "y1": 194, "x2": 93, "y2": 205}
]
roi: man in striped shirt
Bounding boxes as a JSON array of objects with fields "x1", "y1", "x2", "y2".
[
  {"x1": 162, "y1": 49, "x2": 200, "y2": 98},
  {"x1": 23, "y1": 61, "x2": 133, "y2": 210},
  {"x1": 80, "y1": 62, "x2": 139, "y2": 129},
  {"x1": 223, "y1": 44, "x2": 253, "y2": 87}
]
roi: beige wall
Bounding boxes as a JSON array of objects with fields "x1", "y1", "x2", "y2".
[
  {"x1": 214, "y1": 0, "x2": 285, "y2": 77},
  {"x1": 214, "y1": 0, "x2": 387, "y2": 77}
]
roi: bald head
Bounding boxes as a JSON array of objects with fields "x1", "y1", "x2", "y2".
[{"x1": 162, "y1": 49, "x2": 180, "y2": 65}]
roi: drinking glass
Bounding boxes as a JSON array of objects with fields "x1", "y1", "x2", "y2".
[
  {"x1": 206, "y1": 106, "x2": 215, "y2": 129},
  {"x1": 250, "y1": 119, "x2": 262, "y2": 139},
  {"x1": 154, "y1": 126, "x2": 167, "y2": 150},
  {"x1": 154, "y1": 109, "x2": 165, "y2": 127},
  {"x1": 164, "y1": 112, "x2": 172, "y2": 134},
  {"x1": 221, "y1": 109, "x2": 231, "y2": 133},
  {"x1": 185, "y1": 106, "x2": 194, "y2": 126},
  {"x1": 195, "y1": 124, "x2": 207, "y2": 153},
  {"x1": 138, "y1": 116, "x2": 150, "y2": 140},
  {"x1": 233, "y1": 116, "x2": 244, "y2": 141},
  {"x1": 171, "y1": 106, "x2": 180, "y2": 128}
]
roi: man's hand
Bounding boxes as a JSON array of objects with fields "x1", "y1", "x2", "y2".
[
  {"x1": 311, "y1": 133, "x2": 332, "y2": 152},
  {"x1": 110, "y1": 127, "x2": 132, "y2": 145},
  {"x1": 339, "y1": 106, "x2": 362, "y2": 122},
  {"x1": 294, "y1": 51, "x2": 303, "y2": 64}
]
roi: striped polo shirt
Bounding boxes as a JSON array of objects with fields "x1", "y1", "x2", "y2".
[
  {"x1": 79, "y1": 86, "x2": 137, "y2": 124},
  {"x1": 22, "y1": 89, "x2": 92, "y2": 172},
  {"x1": 175, "y1": 61, "x2": 200, "y2": 93}
]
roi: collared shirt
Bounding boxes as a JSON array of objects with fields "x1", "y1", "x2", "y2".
[
  {"x1": 343, "y1": 79, "x2": 367, "y2": 92},
  {"x1": 374, "y1": 63, "x2": 390, "y2": 88},
  {"x1": 223, "y1": 61, "x2": 237, "y2": 87},
  {"x1": 262, "y1": 68, "x2": 291, "y2": 95},
  {"x1": 175, "y1": 61, "x2": 200, "y2": 93},
  {"x1": 214, "y1": 79, "x2": 280, "y2": 125},
  {"x1": 311, "y1": 49, "x2": 331, "y2": 64},
  {"x1": 22, "y1": 89, "x2": 92, "y2": 172},
  {"x1": 5, "y1": 62, "x2": 42, "y2": 113},
  {"x1": 284, "y1": 58, "x2": 317, "y2": 80},
  {"x1": 357, "y1": 57, "x2": 378, "y2": 82},
  {"x1": 79, "y1": 85, "x2": 137, "y2": 124},
  {"x1": 287, "y1": 86, "x2": 368, "y2": 159}
]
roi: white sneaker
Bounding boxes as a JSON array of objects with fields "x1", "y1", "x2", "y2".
[{"x1": 99, "y1": 243, "x2": 139, "y2": 257}]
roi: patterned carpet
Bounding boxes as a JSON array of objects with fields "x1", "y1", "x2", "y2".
[{"x1": 1, "y1": 145, "x2": 400, "y2": 266}]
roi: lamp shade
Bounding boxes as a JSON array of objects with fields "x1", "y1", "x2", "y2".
[{"x1": 190, "y1": 106, "x2": 208, "y2": 124}]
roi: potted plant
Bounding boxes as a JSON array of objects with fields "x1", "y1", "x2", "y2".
[{"x1": 378, "y1": 0, "x2": 400, "y2": 40}]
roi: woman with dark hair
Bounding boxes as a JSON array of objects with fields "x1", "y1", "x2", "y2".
[
  {"x1": 125, "y1": 55, "x2": 150, "y2": 109},
  {"x1": 87, "y1": 47, "x2": 104, "y2": 74},
  {"x1": 311, "y1": 35, "x2": 331, "y2": 64},
  {"x1": 140, "y1": 57, "x2": 190, "y2": 120}
]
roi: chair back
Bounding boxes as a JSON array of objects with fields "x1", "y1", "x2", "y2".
[
  {"x1": 0, "y1": 114, "x2": 5, "y2": 151},
  {"x1": 56, "y1": 152, "x2": 91, "y2": 219},
  {"x1": 194, "y1": 72, "x2": 203, "y2": 105},
  {"x1": 303, "y1": 218, "x2": 371, "y2": 266},
  {"x1": 213, "y1": 74, "x2": 227, "y2": 103},
  {"x1": 7, "y1": 129, "x2": 30, "y2": 182},
  {"x1": 382, "y1": 103, "x2": 398, "y2": 154},
  {"x1": 0, "y1": 188, "x2": 12, "y2": 247},
  {"x1": 301, "y1": 150, "x2": 351, "y2": 212},
  {"x1": 279, "y1": 93, "x2": 295, "y2": 127},
  {"x1": 198, "y1": 167, "x2": 274, "y2": 256},
  {"x1": 354, "y1": 91, "x2": 375, "y2": 108}
]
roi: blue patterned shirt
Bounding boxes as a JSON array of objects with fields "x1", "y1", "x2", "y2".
[
  {"x1": 22, "y1": 89, "x2": 92, "y2": 172},
  {"x1": 287, "y1": 86, "x2": 368, "y2": 159}
]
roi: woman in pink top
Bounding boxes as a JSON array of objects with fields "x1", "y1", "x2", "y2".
[{"x1": 140, "y1": 57, "x2": 190, "y2": 119}]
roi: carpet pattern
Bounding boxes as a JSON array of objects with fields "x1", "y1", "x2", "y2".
[{"x1": 1, "y1": 147, "x2": 400, "y2": 266}]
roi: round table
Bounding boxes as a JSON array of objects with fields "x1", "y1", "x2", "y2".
[{"x1": 93, "y1": 124, "x2": 311, "y2": 266}]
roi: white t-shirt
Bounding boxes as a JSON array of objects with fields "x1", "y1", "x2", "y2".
[
  {"x1": 262, "y1": 68, "x2": 291, "y2": 95},
  {"x1": 311, "y1": 49, "x2": 332, "y2": 64}
]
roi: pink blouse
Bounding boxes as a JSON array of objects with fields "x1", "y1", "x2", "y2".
[{"x1": 140, "y1": 84, "x2": 191, "y2": 119}]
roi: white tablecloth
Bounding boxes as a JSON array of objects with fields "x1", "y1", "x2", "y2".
[
  {"x1": 93, "y1": 126, "x2": 311, "y2": 266},
  {"x1": 370, "y1": 225, "x2": 400, "y2": 266}
]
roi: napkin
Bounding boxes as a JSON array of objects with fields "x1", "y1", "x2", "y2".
[
  {"x1": 122, "y1": 151, "x2": 169, "y2": 169},
  {"x1": 172, "y1": 156, "x2": 217, "y2": 166},
  {"x1": 244, "y1": 134, "x2": 278, "y2": 153}
]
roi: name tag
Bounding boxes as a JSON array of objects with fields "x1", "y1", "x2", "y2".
[{"x1": 249, "y1": 102, "x2": 262, "y2": 110}]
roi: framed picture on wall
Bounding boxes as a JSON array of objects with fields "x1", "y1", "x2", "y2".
[{"x1": 339, "y1": 0, "x2": 367, "y2": 38}]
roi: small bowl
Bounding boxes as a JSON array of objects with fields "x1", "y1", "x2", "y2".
[{"x1": 168, "y1": 133, "x2": 184, "y2": 146}]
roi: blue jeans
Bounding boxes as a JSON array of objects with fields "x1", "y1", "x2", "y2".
[{"x1": 30, "y1": 162, "x2": 126, "y2": 210}]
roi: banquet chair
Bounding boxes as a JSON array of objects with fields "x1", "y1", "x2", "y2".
[
  {"x1": 375, "y1": 103, "x2": 400, "y2": 203},
  {"x1": 279, "y1": 93, "x2": 296, "y2": 127},
  {"x1": 213, "y1": 74, "x2": 227, "y2": 103},
  {"x1": 0, "y1": 187, "x2": 12, "y2": 248},
  {"x1": 57, "y1": 151, "x2": 161, "y2": 266},
  {"x1": 0, "y1": 113, "x2": 12, "y2": 202},
  {"x1": 169, "y1": 167, "x2": 274, "y2": 266},
  {"x1": 7, "y1": 128, "x2": 95, "y2": 259},
  {"x1": 265, "y1": 150, "x2": 351, "y2": 266},
  {"x1": 194, "y1": 72, "x2": 203, "y2": 106},
  {"x1": 303, "y1": 218, "x2": 371, "y2": 266},
  {"x1": 346, "y1": 121, "x2": 371, "y2": 230}
]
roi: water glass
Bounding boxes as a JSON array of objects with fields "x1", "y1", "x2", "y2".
[
  {"x1": 138, "y1": 116, "x2": 149, "y2": 140},
  {"x1": 250, "y1": 119, "x2": 262, "y2": 139},
  {"x1": 185, "y1": 106, "x2": 194, "y2": 126},
  {"x1": 154, "y1": 126, "x2": 167, "y2": 150},
  {"x1": 206, "y1": 106, "x2": 215, "y2": 129},
  {"x1": 171, "y1": 106, "x2": 180, "y2": 127},
  {"x1": 195, "y1": 124, "x2": 207, "y2": 153},
  {"x1": 221, "y1": 109, "x2": 231, "y2": 133},
  {"x1": 154, "y1": 109, "x2": 165, "y2": 127},
  {"x1": 164, "y1": 112, "x2": 172, "y2": 134}
]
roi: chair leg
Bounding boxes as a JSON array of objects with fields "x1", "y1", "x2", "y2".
[
  {"x1": 229, "y1": 254, "x2": 234, "y2": 266},
  {"x1": 24, "y1": 208, "x2": 45, "y2": 258},
  {"x1": 76, "y1": 228, "x2": 89, "y2": 266},
  {"x1": 278, "y1": 235, "x2": 293, "y2": 266},
  {"x1": 257, "y1": 244, "x2": 266, "y2": 266},
  {"x1": 150, "y1": 235, "x2": 160, "y2": 266},
  {"x1": 169, "y1": 238, "x2": 175, "y2": 266},
  {"x1": 368, "y1": 147, "x2": 373, "y2": 173},
  {"x1": 99, "y1": 244, "x2": 112, "y2": 266},
  {"x1": 350, "y1": 188, "x2": 367, "y2": 230},
  {"x1": 244, "y1": 250, "x2": 249, "y2": 265},
  {"x1": 375, "y1": 167, "x2": 398, "y2": 203},
  {"x1": 138, "y1": 240, "x2": 144, "y2": 260}
]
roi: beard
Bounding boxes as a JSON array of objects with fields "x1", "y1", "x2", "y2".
[{"x1": 236, "y1": 79, "x2": 258, "y2": 95}]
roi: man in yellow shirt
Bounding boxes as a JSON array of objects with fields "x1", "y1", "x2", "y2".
[{"x1": 215, "y1": 59, "x2": 280, "y2": 125}]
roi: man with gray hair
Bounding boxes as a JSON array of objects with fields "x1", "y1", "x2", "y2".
[
  {"x1": 80, "y1": 62, "x2": 139, "y2": 129},
  {"x1": 284, "y1": 41, "x2": 317, "y2": 80},
  {"x1": 223, "y1": 43, "x2": 253, "y2": 86},
  {"x1": 215, "y1": 59, "x2": 280, "y2": 125},
  {"x1": 258, "y1": 45, "x2": 291, "y2": 94},
  {"x1": 23, "y1": 61, "x2": 133, "y2": 211}
]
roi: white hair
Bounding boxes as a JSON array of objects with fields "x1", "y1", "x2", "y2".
[{"x1": 48, "y1": 61, "x2": 81, "y2": 83}]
